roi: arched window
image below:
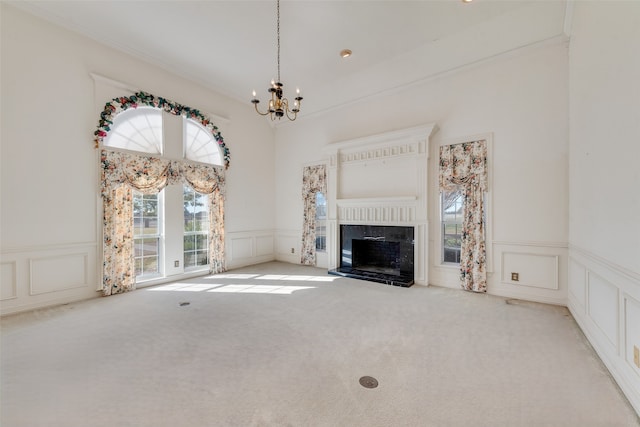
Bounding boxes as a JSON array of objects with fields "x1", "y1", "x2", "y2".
[
  {"x1": 103, "y1": 107, "x2": 163, "y2": 154},
  {"x1": 185, "y1": 118, "x2": 222, "y2": 166},
  {"x1": 97, "y1": 91, "x2": 228, "y2": 296}
]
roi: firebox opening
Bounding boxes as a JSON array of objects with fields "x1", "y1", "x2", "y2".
[
  {"x1": 352, "y1": 239, "x2": 401, "y2": 276},
  {"x1": 330, "y1": 225, "x2": 414, "y2": 287}
]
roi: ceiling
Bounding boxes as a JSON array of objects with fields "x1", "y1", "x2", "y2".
[{"x1": 9, "y1": 0, "x2": 570, "y2": 118}]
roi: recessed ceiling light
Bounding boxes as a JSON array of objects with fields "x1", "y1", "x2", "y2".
[
  {"x1": 462, "y1": 0, "x2": 473, "y2": 3},
  {"x1": 340, "y1": 49, "x2": 352, "y2": 58}
]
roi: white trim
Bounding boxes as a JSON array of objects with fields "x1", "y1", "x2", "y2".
[
  {"x1": 135, "y1": 269, "x2": 210, "y2": 289},
  {"x1": 90, "y1": 72, "x2": 230, "y2": 125},
  {"x1": 286, "y1": 35, "x2": 570, "y2": 124},
  {"x1": 90, "y1": 72, "x2": 138, "y2": 93},
  {"x1": 499, "y1": 252, "x2": 559, "y2": 290},
  {"x1": 337, "y1": 196, "x2": 416, "y2": 204},
  {"x1": 29, "y1": 253, "x2": 90, "y2": 296},
  {"x1": 570, "y1": 244, "x2": 640, "y2": 284},
  {"x1": 1, "y1": 241, "x2": 98, "y2": 254},
  {"x1": 493, "y1": 240, "x2": 568, "y2": 249},
  {"x1": 0, "y1": 261, "x2": 17, "y2": 301},
  {"x1": 326, "y1": 123, "x2": 437, "y2": 152}
]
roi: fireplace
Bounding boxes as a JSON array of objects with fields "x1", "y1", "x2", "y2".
[{"x1": 329, "y1": 225, "x2": 414, "y2": 287}]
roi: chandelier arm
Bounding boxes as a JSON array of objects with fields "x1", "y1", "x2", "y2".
[
  {"x1": 285, "y1": 109, "x2": 298, "y2": 121},
  {"x1": 253, "y1": 103, "x2": 270, "y2": 116}
]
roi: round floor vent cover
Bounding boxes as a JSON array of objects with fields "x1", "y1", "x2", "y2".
[{"x1": 359, "y1": 376, "x2": 379, "y2": 389}]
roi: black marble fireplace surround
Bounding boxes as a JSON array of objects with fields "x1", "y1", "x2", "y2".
[{"x1": 329, "y1": 225, "x2": 415, "y2": 287}]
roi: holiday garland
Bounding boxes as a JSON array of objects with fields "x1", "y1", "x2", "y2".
[{"x1": 94, "y1": 91, "x2": 230, "y2": 169}]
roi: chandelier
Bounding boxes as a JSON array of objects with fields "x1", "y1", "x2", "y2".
[{"x1": 251, "y1": 0, "x2": 303, "y2": 121}]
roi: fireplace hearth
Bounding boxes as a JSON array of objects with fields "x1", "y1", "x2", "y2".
[{"x1": 329, "y1": 225, "x2": 414, "y2": 287}]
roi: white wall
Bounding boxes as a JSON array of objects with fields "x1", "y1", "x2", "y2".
[
  {"x1": 275, "y1": 40, "x2": 570, "y2": 305},
  {"x1": 0, "y1": 5, "x2": 276, "y2": 314},
  {"x1": 567, "y1": 1, "x2": 640, "y2": 415}
]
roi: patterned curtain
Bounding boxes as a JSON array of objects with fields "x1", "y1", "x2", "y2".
[
  {"x1": 100, "y1": 149, "x2": 226, "y2": 296},
  {"x1": 181, "y1": 163, "x2": 226, "y2": 274},
  {"x1": 439, "y1": 140, "x2": 488, "y2": 292},
  {"x1": 300, "y1": 165, "x2": 327, "y2": 266}
]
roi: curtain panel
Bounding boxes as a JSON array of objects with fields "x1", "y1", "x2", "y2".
[
  {"x1": 300, "y1": 165, "x2": 327, "y2": 266},
  {"x1": 100, "y1": 149, "x2": 226, "y2": 296},
  {"x1": 439, "y1": 140, "x2": 488, "y2": 292}
]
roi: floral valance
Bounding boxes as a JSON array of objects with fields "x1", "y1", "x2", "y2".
[
  {"x1": 301, "y1": 165, "x2": 327, "y2": 197},
  {"x1": 100, "y1": 149, "x2": 225, "y2": 197},
  {"x1": 94, "y1": 91, "x2": 230, "y2": 169},
  {"x1": 439, "y1": 140, "x2": 488, "y2": 192}
]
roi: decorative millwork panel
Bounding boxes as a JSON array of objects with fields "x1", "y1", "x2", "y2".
[
  {"x1": 339, "y1": 141, "x2": 425, "y2": 165},
  {"x1": 338, "y1": 203, "x2": 416, "y2": 224}
]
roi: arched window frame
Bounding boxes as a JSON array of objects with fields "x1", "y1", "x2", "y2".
[
  {"x1": 96, "y1": 91, "x2": 229, "y2": 296},
  {"x1": 94, "y1": 91, "x2": 230, "y2": 169}
]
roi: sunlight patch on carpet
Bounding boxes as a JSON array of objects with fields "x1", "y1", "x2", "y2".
[
  {"x1": 255, "y1": 274, "x2": 338, "y2": 282},
  {"x1": 147, "y1": 282, "x2": 316, "y2": 294},
  {"x1": 207, "y1": 284, "x2": 315, "y2": 294}
]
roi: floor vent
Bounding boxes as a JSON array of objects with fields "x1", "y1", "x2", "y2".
[{"x1": 359, "y1": 376, "x2": 378, "y2": 389}]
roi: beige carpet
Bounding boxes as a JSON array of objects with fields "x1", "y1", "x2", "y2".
[{"x1": 2, "y1": 262, "x2": 638, "y2": 427}]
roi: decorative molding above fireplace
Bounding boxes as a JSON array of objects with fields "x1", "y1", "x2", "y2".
[
  {"x1": 337, "y1": 196, "x2": 417, "y2": 225},
  {"x1": 323, "y1": 123, "x2": 438, "y2": 286}
]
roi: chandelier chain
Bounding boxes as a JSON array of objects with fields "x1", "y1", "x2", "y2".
[{"x1": 277, "y1": 0, "x2": 280, "y2": 83}]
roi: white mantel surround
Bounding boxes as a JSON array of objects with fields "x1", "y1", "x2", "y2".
[{"x1": 324, "y1": 124, "x2": 438, "y2": 286}]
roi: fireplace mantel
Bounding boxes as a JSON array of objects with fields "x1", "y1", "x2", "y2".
[{"x1": 323, "y1": 123, "x2": 438, "y2": 286}]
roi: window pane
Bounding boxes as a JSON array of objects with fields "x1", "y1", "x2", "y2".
[
  {"x1": 196, "y1": 235, "x2": 208, "y2": 250},
  {"x1": 133, "y1": 190, "x2": 162, "y2": 279},
  {"x1": 196, "y1": 251, "x2": 209, "y2": 266},
  {"x1": 134, "y1": 258, "x2": 142, "y2": 276},
  {"x1": 441, "y1": 189, "x2": 463, "y2": 264},
  {"x1": 184, "y1": 235, "x2": 195, "y2": 251},
  {"x1": 184, "y1": 252, "x2": 196, "y2": 268},
  {"x1": 104, "y1": 107, "x2": 162, "y2": 154},
  {"x1": 315, "y1": 192, "x2": 327, "y2": 251},
  {"x1": 196, "y1": 220, "x2": 209, "y2": 232},
  {"x1": 142, "y1": 256, "x2": 158, "y2": 275},
  {"x1": 315, "y1": 192, "x2": 327, "y2": 219},
  {"x1": 185, "y1": 119, "x2": 222, "y2": 165},
  {"x1": 142, "y1": 238, "x2": 159, "y2": 256},
  {"x1": 134, "y1": 239, "x2": 144, "y2": 258},
  {"x1": 183, "y1": 185, "x2": 209, "y2": 269}
]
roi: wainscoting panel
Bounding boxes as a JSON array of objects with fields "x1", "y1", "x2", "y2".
[
  {"x1": 1, "y1": 243, "x2": 99, "y2": 316},
  {"x1": 488, "y1": 242, "x2": 567, "y2": 305},
  {"x1": 226, "y1": 230, "x2": 276, "y2": 270},
  {"x1": 1, "y1": 261, "x2": 17, "y2": 301},
  {"x1": 568, "y1": 246, "x2": 640, "y2": 416},
  {"x1": 255, "y1": 235, "x2": 274, "y2": 257},
  {"x1": 568, "y1": 257, "x2": 587, "y2": 313},
  {"x1": 275, "y1": 229, "x2": 301, "y2": 265},
  {"x1": 624, "y1": 294, "x2": 640, "y2": 379},
  {"x1": 501, "y1": 252, "x2": 558, "y2": 290},
  {"x1": 29, "y1": 253, "x2": 89, "y2": 295},
  {"x1": 230, "y1": 237, "x2": 253, "y2": 260},
  {"x1": 587, "y1": 271, "x2": 619, "y2": 350}
]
